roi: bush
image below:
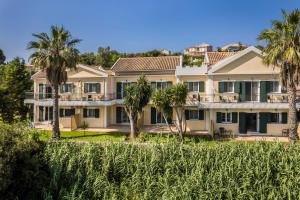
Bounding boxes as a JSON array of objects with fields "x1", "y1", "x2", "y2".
[
  {"x1": 44, "y1": 141, "x2": 300, "y2": 199},
  {"x1": 0, "y1": 122, "x2": 49, "y2": 200}
]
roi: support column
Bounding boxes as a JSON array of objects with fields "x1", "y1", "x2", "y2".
[
  {"x1": 104, "y1": 79, "x2": 108, "y2": 99},
  {"x1": 103, "y1": 107, "x2": 108, "y2": 128}
]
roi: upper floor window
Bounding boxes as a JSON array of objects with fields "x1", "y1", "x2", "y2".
[
  {"x1": 224, "y1": 82, "x2": 234, "y2": 93},
  {"x1": 219, "y1": 81, "x2": 234, "y2": 93},
  {"x1": 184, "y1": 81, "x2": 205, "y2": 92},
  {"x1": 84, "y1": 83, "x2": 100, "y2": 94},
  {"x1": 60, "y1": 83, "x2": 73, "y2": 93},
  {"x1": 269, "y1": 81, "x2": 280, "y2": 93},
  {"x1": 116, "y1": 82, "x2": 136, "y2": 99},
  {"x1": 150, "y1": 81, "x2": 172, "y2": 91}
]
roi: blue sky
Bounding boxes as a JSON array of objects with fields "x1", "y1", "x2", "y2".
[{"x1": 0, "y1": 0, "x2": 299, "y2": 61}]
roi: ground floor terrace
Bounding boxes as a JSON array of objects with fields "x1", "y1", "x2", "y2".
[{"x1": 27, "y1": 103, "x2": 299, "y2": 137}]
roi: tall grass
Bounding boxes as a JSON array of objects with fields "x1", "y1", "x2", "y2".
[{"x1": 44, "y1": 142, "x2": 300, "y2": 200}]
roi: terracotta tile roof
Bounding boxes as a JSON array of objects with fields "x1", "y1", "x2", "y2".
[
  {"x1": 111, "y1": 56, "x2": 180, "y2": 72},
  {"x1": 206, "y1": 52, "x2": 236, "y2": 66},
  {"x1": 31, "y1": 70, "x2": 46, "y2": 79}
]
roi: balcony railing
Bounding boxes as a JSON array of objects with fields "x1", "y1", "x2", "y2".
[
  {"x1": 25, "y1": 92, "x2": 116, "y2": 101},
  {"x1": 187, "y1": 93, "x2": 240, "y2": 103},
  {"x1": 267, "y1": 93, "x2": 288, "y2": 103}
]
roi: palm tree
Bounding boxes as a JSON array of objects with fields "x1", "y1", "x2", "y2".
[
  {"x1": 28, "y1": 26, "x2": 81, "y2": 138},
  {"x1": 258, "y1": 9, "x2": 300, "y2": 142}
]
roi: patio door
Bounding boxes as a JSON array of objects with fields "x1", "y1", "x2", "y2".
[
  {"x1": 38, "y1": 106, "x2": 53, "y2": 122},
  {"x1": 245, "y1": 81, "x2": 259, "y2": 101}
]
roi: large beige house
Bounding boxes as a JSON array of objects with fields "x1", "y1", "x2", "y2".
[{"x1": 25, "y1": 46, "x2": 292, "y2": 136}]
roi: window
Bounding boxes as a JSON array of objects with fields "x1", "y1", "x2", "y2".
[
  {"x1": 60, "y1": 83, "x2": 72, "y2": 93},
  {"x1": 184, "y1": 81, "x2": 205, "y2": 92},
  {"x1": 223, "y1": 82, "x2": 234, "y2": 93},
  {"x1": 60, "y1": 108, "x2": 75, "y2": 117},
  {"x1": 269, "y1": 81, "x2": 280, "y2": 93},
  {"x1": 221, "y1": 112, "x2": 232, "y2": 123},
  {"x1": 116, "y1": 107, "x2": 129, "y2": 123},
  {"x1": 83, "y1": 108, "x2": 100, "y2": 118},
  {"x1": 150, "y1": 81, "x2": 172, "y2": 91},
  {"x1": 185, "y1": 109, "x2": 204, "y2": 120},
  {"x1": 84, "y1": 83, "x2": 101, "y2": 93},
  {"x1": 116, "y1": 82, "x2": 136, "y2": 99}
]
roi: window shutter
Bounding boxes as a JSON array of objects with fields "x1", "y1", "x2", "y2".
[
  {"x1": 232, "y1": 112, "x2": 238, "y2": 123},
  {"x1": 199, "y1": 82, "x2": 205, "y2": 92},
  {"x1": 198, "y1": 110, "x2": 204, "y2": 120},
  {"x1": 59, "y1": 109, "x2": 64, "y2": 117},
  {"x1": 260, "y1": 81, "x2": 268, "y2": 102},
  {"x1": 84, "y1": 83, "x2": 88, "y2": 93},
  {"x1": 83, "y1": 108, "x2": 87, "y2": 118},
  {"x1": 96, "y1": 83, "x2": 101, "y2": 94},
  {"x1": 240, "y1": 82, "x2": 246, "y2": 102},
  {"x1": 184, "y1": 110, "x2": 190, "y2": 120},
  {"x1": 281, "y1": 112, "x2": 287, "y2": 124},
  {"x1": 239, "y1": 112, "x2": 246, "y2": 133},
  {"x1": 116, "y1": 107, "x2": 122, "y2": 123},
  {"x1": 266, "y1": 81, "x2": 271, "y2": 93},
  {"x1": 151, "y1": 82, "x2": 156, "y2": 91},
  {"x1": 218, "y1": 82, "x2": 224, "y2": 93},
  {"x1": 151, "y1": 107, "x2": 157, "y2": 124},
  {"x1": 216, "y1": 112, "x2": 222, "y2": 123},
  {"x1": 234, "y1": 82, "x2": 240, "y2": 93},
  {"x1": 259, "y1": 112, "x2": 269, "y2": 133},
  {"x1": 94, "y1": 109, "x2": 100, "y2": 118},
  {"x1": 71, "y1": 108, "x2": 75, "y2": 116},
  {"x1": 116, "y1": 82, "x2": 122, "y2": 99}
]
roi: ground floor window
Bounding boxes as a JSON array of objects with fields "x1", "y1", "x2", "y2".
[
  {"x1": 116, "y1": 107, "x2": 129, "y2": 123},
  {"x1": 185, "y1": 109, "x2": 204, "y2": 120},
  {"x1": 38, "y1": 106, "x2": 53, "y2": 122},
  {"x1": 59, "y1": 108, "x2": 75, "y2": 117},
  {"x1": 216, "y1": 112, "x2": 237, "y2": 123},
  {"x1": 151, "y1": 107, "x2": 173, "y2": 124},
  {"x1": 269, "y1": 112, "x2": 287, "y2": 124},
  {"x1": 83, "y1": 108, "x2": 100, "y2": 118}
]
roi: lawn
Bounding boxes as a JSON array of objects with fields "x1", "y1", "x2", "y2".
[
  {"x1": 36, "y1": 130, "x2": 128, "y2": 142},
  {"x1": 35, "y1": 129, "x2": 217, "y2": 144}
]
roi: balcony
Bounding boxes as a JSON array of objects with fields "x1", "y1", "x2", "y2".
[
  {"x1": 186, "y1": 93, "x2": 240, "y2": 104},
  {"x1": 25, "y1": 92, "x2": 116, "y2": 101}
]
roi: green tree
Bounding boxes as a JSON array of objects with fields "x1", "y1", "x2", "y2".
[
  {"x1": 152, "y1": 84, "x2": 188, "y2": 141},
  {"x1": 79, "y1": 52, "x2": 96, "y2": 65},
  {"x1": 152, "y1": 89, "x2": 174, "y2": 133},
  {"x1": 0, "y1": 49, "x2": 5, "y2": 64},
  {"x1": 96, "y1": 46, "x2": 120, "y2": 68},
  {"x1": 28, "y1": 26, "x2": 81, "y2": 138},
  {"x1": 258, "y1": 9, "x2": 300, "y2": 142},
  {"x1": 124, "y1": 75, "x2": 151, "y2": 139},
  {"x1": 0, "y1": 121, "x2": 49, "y2": 199},
  {"x1": 166, "y1": 84, "x2": 188, "y2": 142},
  {"x1": 0, "y1": 58, "x2": 32, "y2": 123}
]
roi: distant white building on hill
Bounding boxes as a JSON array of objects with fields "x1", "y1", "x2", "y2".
[{"x1": 184, "y1": 43, "x2": 213, "y2": 56}]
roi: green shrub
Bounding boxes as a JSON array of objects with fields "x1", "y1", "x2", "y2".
[
  {"x1": 44, "y1": 141, "x2": 300, "y2": 200},
  {"x1": 0, "y1": 122, "x2": 49, "y2": 200}
]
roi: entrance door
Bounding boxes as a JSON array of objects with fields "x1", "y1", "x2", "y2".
[{"x1": 245, "y1": 113, "x2": 257, "y2": 132}]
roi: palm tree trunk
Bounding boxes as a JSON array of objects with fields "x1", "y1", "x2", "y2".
[
  {"x1": 162, "y1": 112, "x2": 174, "y2": 134},
  {"x1": 52, "y1": 84, "x2": 60, "y2": 138},
  {"x1": 287, "y1": 83, "x2": 298, "y2": 142},
  {"x1": 129, "y1": 112, "x2": 138, "y2": 139}
]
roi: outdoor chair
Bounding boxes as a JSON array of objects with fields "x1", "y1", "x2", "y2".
[{"x1": 282, "y1": 129, "x2": 289, "y2": 137}]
